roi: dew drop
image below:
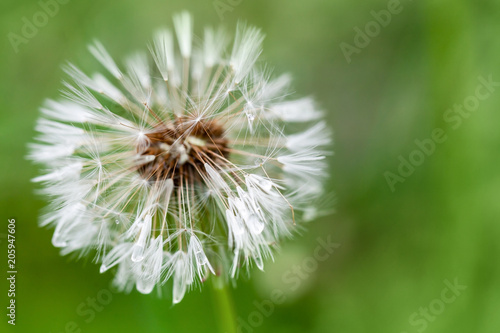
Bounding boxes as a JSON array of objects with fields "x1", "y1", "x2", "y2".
[
  {"x1": 247, "y1": 214, "x2": 265, "y2": 235},
  {"x1": 254, "y1": 255, "x2": 264, "y2": 271},
  {"x1": 131, "y1": 244, "x2": 145, "y2": 262},
  {"x1": 136, "y1": 278, "x2": 155, "y2": 294},
  {"x1": 257, "y1": 178, "x2": 273, "y2": 191}
]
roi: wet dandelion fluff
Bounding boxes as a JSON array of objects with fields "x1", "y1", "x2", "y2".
[{"x1": 29, "y1": 12, "x2": 331, "y2": 303}]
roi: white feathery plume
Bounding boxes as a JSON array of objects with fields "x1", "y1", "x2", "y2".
[
  {"x1": 149, "y1": 29, "x2": 175, "y2": 81},
  {"x1": 270, "y1": 97, "x2": 323, "y2": 122},
  {"x1": 203, "y1": 27, "x2": 228, "y2": 68},
  {"x1": 278, "y1": 150, "x2": 327, "y2": 177},
  {"x1": 230, "y1": 23, "x2": 264, "y2": 84},
  {"x1": 88, "y1": 40, "x2": 123, "y2": 79},
  {"x1": 286, "y1": 121, "x2": 332, "y2": 152},
  {"x1": 40, "y1": 99, "x2": 90, "y2": 123},
  {"x1": 173, "y1": 11, "x2": 193, "y2": 58},
  {"x1": 123, "y1": 53, "x2": 152, "y2": 105}
]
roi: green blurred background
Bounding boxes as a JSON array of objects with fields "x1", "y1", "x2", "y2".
[{"x1": 1, "y1": 0, "x2": 500, "y2": 332}]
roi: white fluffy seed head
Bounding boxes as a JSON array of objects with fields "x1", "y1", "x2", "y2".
[{"x1": 29, "y1": 12, "x2": 332, "y2": 304}]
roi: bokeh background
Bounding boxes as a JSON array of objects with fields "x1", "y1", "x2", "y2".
[{"x1": 1, "y1": 0, "x2": 500, "y2": 332}]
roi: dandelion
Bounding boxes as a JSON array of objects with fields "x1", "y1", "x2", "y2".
[{"x1": 29, "y1": 12, "x2": 331, "y2": 304}]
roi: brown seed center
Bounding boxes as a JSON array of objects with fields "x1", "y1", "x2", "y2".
[{"x1": 137, "y1": 117, "x2": 229, "y2": 184}]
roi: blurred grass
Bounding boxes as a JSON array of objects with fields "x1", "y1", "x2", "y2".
[{"x1": 1, "y1": 0, "x2": 500, "y2": 332}]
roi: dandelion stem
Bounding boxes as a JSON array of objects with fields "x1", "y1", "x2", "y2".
[{"x1": 211, "y1": 281, "x2": 237, "y2": 333}]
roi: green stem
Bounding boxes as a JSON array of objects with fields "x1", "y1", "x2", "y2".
[{"x1": 211, "y1": 279, "x2": 237, "y2": 333}]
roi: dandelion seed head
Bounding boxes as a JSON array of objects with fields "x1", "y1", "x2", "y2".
[{"x1": 29, "y1": 12, "x2": 332, "y2": 303}]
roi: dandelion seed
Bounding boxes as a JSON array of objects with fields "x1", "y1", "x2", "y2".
[{"x1": 29, "y1": 12, "x2": 331, "y2": 304}]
